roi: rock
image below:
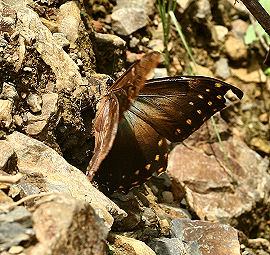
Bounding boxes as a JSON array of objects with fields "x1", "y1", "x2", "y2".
[
  {"x1": 167, "y1": 136, "x2": 270, "y2": 223},
  {"x1": 0, "y1": 206, "x2": 35, "y2": 252},
  {"x1": 16, "y1": 7, "x2": 84, "y2": 90},
  {"x1": 149, "y1": 238, "x2": 186, "y2": 255},
  {"x1": 0, "y1": 99, "x2": 13, "y2": 128},
  {"x1": 259, "y1": 113, "x2": 268, "y2": 123},
  {"x1": 94, "y1": 33, "x2": 126, "y2": 74},
  {"x1": 248, "y1": 238, "x2": 270, "y2": 253},
  {"x1": 250, "y1": 137, "x2": 270, "y2": 154},
  {"x1": 129, "y1": 37, "x2": 140, "y2": 48},
  {"x1": 108, "y1": 233, "x2": 156, "y2": 255},
  {"x1": 26, "y1": 94, "x2": 42, "y2": 113},
  {"x1": 190, "y1": 62, "x2": 214, "y2": 76},
  {"x1": 231, "y1": 19, "x2": 249, "y2": 40},
  {"x1": 8, "y1": 245, "x2": 24, "y2": 254},
  {"x1": 5, "y1": 132, "x2": 127, "y2": 228},
  {"x1": 40, "y1": 17, "x2": 58, "y2": 33},
  {"x1": 111, "y1": 8, "x2": 147, "y2": 35},
  {"x1": 177, "y1": 0, "x2": 192, "y2": 11},
  {"x1": 227, "y1": 0, "x2": 249, "y2": 15},
  {"x1": 0, "y1": 1, "x2": 16, "y2": 34},
  {"x1": 215, "y1": 57, "x2": 231, "y2": 79},
  {"x1": 53, "y1": 32, "x2": 70, "y2": 48},
  {"x1": 230, "y1": 67, "x2": 267, "y2": 83},
  {"x1": 0, "y1": 82, "x2": 18, "y2": 102},
  {"x1": 214, "y1": 25, "x2": 228, "y2": 42},
  {"x1": 27, "y1": 194, "x2": 108, "y2": 255},
  {"x1": 161, "y1": 191, "x2": 174, "y2": 204},
  {"x1": 24, "y1": 92, "x2": 58, "y2": 135},
  {"x1": 150, "y1": 218, "x2": 241, "y2": 255},
  {"x1": 57, "y1": 1, "x2": 81, "y2": 46},
  {"x1": 115, "y1": 0, "x2": 156, "y2": 16},
  {"x1": 172, "y1": 219, "x2": 241, "y2": 255},
  {"x1": 195, "y1": 0, "x2": 211, "y2": 19},
  {"x1": 148, "y1": 39, "x2": 164, "y2": 52},
  {"x1": 153, "y1": 68, "x2": 168, "y2": 78},
  {"x1": 225, "y1": 36, "x2": 248, "y2": 61},
  {"x1": 0, "y1": 140, "x2": 15, "y2": 170}
]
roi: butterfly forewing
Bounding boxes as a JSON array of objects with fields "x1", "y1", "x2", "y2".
[
  {"x1": 87, "y1": 52, "x2": 161, "y2": 181},
  {"x1": 130, "y1": 76, "x2": 243, "y2": 142}
]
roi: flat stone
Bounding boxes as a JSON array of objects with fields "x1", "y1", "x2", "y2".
[
  {"x1": 171, "y1": 218, "x2": 241, "y2": 255},
  {"x1": 0, "y1": 206, "x2": 34, "y2": 251},
  {"x1": 112, "y1": 8, "x2": 147, "y2": 35},
  {"x1": 190, "y1": 62, "x2": 214, "y2": 77},
  {"x1": 27, "y1": 194, "x2": 108, "y2": 255},
  {"x1": 230, "y1": 67, "x2": 266, "y2": 83},
  {"x1": 6, "y1": 132, "x2": 127, "y2": 228},
  {"x1": 167, "y1": 136, "x2": 270, "y2": 222}
]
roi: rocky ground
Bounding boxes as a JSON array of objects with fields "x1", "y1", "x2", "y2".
[{"x1": 0, "y1": 0, "x2": 269, "y2": 254}]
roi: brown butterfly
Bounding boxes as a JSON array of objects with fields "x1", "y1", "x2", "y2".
[{"x1": 86, "y1": 52, "x2": 243, "y2": 193}]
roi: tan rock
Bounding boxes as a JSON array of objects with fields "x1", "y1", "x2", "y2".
[
  {"x1": 109, "y1": 234, "x2": 156, "y2": 255},
  {"x1": 0, "y1": 99, "x2": 13, "y2": 128},
  {"x1": 225, "y1": 36, "x2": 248, "y2": 61},
  {"x1": 231, "y1": 67, "x2": 267, "y2": 83},
  {"x1": 27, "y1": 194, "x2": 108, "y2": 255}
]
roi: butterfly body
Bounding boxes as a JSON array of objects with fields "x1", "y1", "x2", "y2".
[{"x1": 87, "y1": 52, "x2": 243, "y2": 193}]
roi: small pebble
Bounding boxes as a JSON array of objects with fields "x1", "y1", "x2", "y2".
[
  {"x1": 26, "y1": 93, "x2": 42, "y2": 113},
  {"x1": 8, "y1": 246, "x2": 24, "y2": 254}
]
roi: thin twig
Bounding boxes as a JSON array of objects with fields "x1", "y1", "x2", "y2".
[
  {"x1": 0, "y1": 192, "x2": 55, "y2": 212},
  {"x1": 0, "y1": 173, "x2": 23, "y2": 184}
]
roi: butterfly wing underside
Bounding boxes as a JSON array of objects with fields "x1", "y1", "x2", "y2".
[{"x1": 87, "y1": 52, "x2": 161, "y2": 180}]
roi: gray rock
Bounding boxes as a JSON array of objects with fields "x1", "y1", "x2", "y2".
[
  {"x1": 215, "y1": 57, "x2": 231, "y2": 79},
  {"x1": 231, "y1": 19, "x2": 249, "y2": 40},
  {"x1": 5, "y1": 132, "x2": 127, "y2": 228},
  {"x1": 26, "y1": 94, "x2": 42, "y2": 113},
  {"x1": 153, "y1": 68, "x2": 168, "y2": 79},
  {"x1": 149, "y1": 238, "x2": 187, "y2": 255},
  {"x1": 24, "y1": 92, "x2": 58, "y2": 135},
  {"x1": 115, "y1": 0, "x2": 156, "y2": 16},
  {"x1": 0, "y1": 206, "x2": 34, "y2": 251},
  {"x1": 112, "y1": 8, "x2": 147, "y2": 35},
  {"x1": 161, "y1": 191, "x2": 174, "y2": 204},
  {"x1": 27, "y1": 194, "x2": 108, "y2": 255},
  {"x1": 169, "y1": 218, "x2": 241, "y2": 255}
]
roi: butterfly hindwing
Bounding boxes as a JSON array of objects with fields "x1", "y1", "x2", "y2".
[{"x1": 93, "y1": 110, "x2": 168, "y2": 192}]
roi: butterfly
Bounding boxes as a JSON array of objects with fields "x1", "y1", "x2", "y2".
[{"x1": 86, "y1": 51, "x2": 243, "y2": 193}]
